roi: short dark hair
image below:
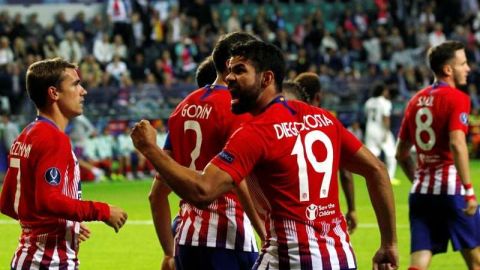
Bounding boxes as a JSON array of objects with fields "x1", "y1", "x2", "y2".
[
  {"x1": 195, "y1": 56, "x2": 216, "y2": 87},
  {"x1": 212, "y1": 32, "x2": 257, "y2": 74},
  {"x1": 428, "y1": 40, "x2": 465, "y2": 77},
  {"x1": 230, "y1": 40, "x2": 285, "y2": 92},
  {"x1": 294, "y1": 72, "x2": 321, "y2": 103},
  {"x1": 372, "y1": 83, "x2": 386, "y2": 97},
  {"x1": 282, "y1": 80, "x2": 308, "y2": 102},
  {"x1": 26, "y1": 57, "x2": 76, "y2": 109}
]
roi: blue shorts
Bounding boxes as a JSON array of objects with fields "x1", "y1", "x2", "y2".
[
  {"x1": 175, "y1": 245, "x2": 258, "y2": 270},
  {"x1": 409, "y1": 193, "x2": 480, "y2": 254}
]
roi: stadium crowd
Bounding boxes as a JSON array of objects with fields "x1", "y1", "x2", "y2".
[{"x1": 1, "y1": 0, "x2": 480, "y2": 181}]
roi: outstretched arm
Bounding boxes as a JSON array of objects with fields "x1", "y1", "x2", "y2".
[
  {"x1": 343, "y1": 146, "x2": 398, "y2": 270},
  {"x1": 131, "y1": 120, "x2": 235, "y2": 208}
]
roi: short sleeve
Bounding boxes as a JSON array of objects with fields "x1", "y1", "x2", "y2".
[
  {"x1": 449, "y1": 93, "x2": 470, "y2": 133},
  {"x1": 211, "y1": 126, "x2": 264, "y2": 185},
  {"x1": 340, "y1": 124, "x2": 363, "y2": 158}
]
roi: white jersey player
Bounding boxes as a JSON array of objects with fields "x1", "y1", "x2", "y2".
[{"x1": 364, "y1": 84, "x2": 399, "y2": 185}]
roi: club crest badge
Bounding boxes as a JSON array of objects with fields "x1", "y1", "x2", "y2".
[
  {"x1": 460, "y1": 113, "x2": 468, "y2": 125},
  {"x1": 45, "y1": 167, "x2": 61, "y2": 186}
]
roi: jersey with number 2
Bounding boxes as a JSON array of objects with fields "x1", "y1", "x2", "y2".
[
  {"x1": 212, "y1": 98, "x2": 362, "y2": 270},
  {"x1": 166, "y1": 85, "x2": 257, "y2": 252}
]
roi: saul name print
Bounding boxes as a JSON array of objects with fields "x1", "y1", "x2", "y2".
[
  {"x1": 416, "y1": 96, "x2": 434, "y2": 107},
  {"x1": 274, "y1": 114, "x2": 334, "y2": 139},
  {"x1": 181, "y1": 103, "x2": 212, "y2": 119},
  {"x1": 10, "y1": 142, "x2": 32, "y2": 158}
]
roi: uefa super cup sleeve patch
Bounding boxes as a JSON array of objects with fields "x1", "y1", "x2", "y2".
[
  {"x1": 44, "y1": 167, "x2": 61, "y2": 186},
  {"x1": 218, "y1": 150, "x2": 235, "y2": 164},
  {"x1": 460, "y1": 112, "x2": 469, "y2": 125}
]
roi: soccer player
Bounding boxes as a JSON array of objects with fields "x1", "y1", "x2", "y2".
[
  {"x1": 396, "y1": 40, "x2": 480, "y2": 270},
  {"x1": 132, "y1": 40, "x2": 398, "y2": 269},
  {"x1": 294, "y1": 72, "x2": 358, "y2": 234},
  {"x1": 148, "y1": 32, "x2": 264, "y2": 270},
  {"x1": 0, "y1": 58, "x2": 128, "y2": 269},
  {"x1": 364, "y1": 83, "x2": 400, "y2": 185},
  {"x1": 281, "y1": 80, "x2": 308, "y2": 101}
]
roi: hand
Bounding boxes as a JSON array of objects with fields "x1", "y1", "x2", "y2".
[
  {"x1": 105, "y1": 205, "x2": 128, "y2": 233},
  {"x1": 372, "y1": 244, "x2": 399, "y2": 270},
  {"x1": 345, "y1": 210, "x2": 358, "y2": 234},
  {"x1": 463, "y1": 198, "x2": 478, "y2": 216},
  {"x1": 161, "y1": 255, "x2": 175, "y2": 270},
  {"x1": 130, "y1": 120, "x2": 158, "y2": 153},
  {"x1": 78, "y1": 223, "x2": 91, "y2": 242}
]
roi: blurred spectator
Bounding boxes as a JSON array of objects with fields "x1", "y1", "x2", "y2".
[
  {"x1": 80, "y1": 54, "x2": 103, "y2": 89},
  {"x1": 4, "y1": 62, "x2": 26, "y2": 115},
  {"x1": 112, "y1": 34, "x2": 128, "y2": 60},
  {"x1": 53, "y1": 11, "x2": 70, "y2": 41},
  {"x1": 227, "y1": 9, "x2": 241, "y2": 33},
  {"x1": 105, "y1": 54, "x2": 128, "y2": 85},
  {"x1": 70, "y1": 11, "x2": 86, "y2": 34},
  {"x1": 10, "y1": 13, "x2": 26, "y2": 41},
  {"x1": 129, "y1": 51, "x2": 147, "y2": 84},
  {"x1": 0, "y1": 36, "x2": 14, "y2": 71},
  {"x1": 43, "y1": 35, "x2": 60, "y2": 59},
  {"x1": 93, "y1": 33, "x2": 114, "y2": 67},
  {"x1": 59, "y1": 30, "x2": 82, "y2": 63},
  {"x1": 25, "y1": 13, "x2": 44, "y2": 43},
  {"x1": 107, "y1": 0, "x2": 134, "y2": 50},
  {"x1": 12, "y1": 37, "x2": 27, "y2": 61},
  {"x1": 428, "y1": 23, "x2": 446, "y2": 47}
]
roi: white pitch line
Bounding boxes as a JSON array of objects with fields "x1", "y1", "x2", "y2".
[{"x1": 0, "y1": 219, "x2": 409, "y2": 228}]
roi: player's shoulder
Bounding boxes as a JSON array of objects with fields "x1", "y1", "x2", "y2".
[{"x1": 27, "y1": 121, "x2": 69, "y2": 146}]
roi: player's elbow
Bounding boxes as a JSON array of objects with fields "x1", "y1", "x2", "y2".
[{"x1": 189, "y1": 184, "x2": 216, "y2": 209}]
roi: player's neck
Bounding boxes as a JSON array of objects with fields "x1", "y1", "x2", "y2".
[
  {"x1": 212, "y1": 75, "x2": 227, "y2": 87},
  {"x1": 252, "y1": 87, "x2": 280, "y2": 116},
  {"x1": 433, "y1": 78, "x2": 454, "y2": 88},
  {"x1": 37, "y1": 110, "x2": 68, "y2": 132}
]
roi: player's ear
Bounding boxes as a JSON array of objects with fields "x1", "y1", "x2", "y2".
[
  {"x1": 262, "y1": 71, "x2": 273, "y2": 88},
  {"x1": 443, "y1": 64, "x2": 453, "y2": 77},
  {"x1": 47, "y1": 86, "x2": 60, "y2": 101}
]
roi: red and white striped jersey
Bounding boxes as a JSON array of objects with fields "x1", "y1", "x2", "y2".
[
  {"x1": 166, "y1": 85, "x2": 257, "y2": 251},
  {"x1": 0, "y1": 117, "x2": 110, "y2": 269},
  {"x1": 398, "y1": 83, "x2": 471, "y2": 195},
  {"x1": 212, "y1": 98, "x2": 362, "y2": 269}
]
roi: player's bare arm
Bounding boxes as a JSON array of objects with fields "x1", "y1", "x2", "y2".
[
  {"x1": 395, "y1": 139, "x2": 416, "y2": 183},
  {"x1": 342, "y1": 146, "x2": 399, "y2": 269},
  {"x1": 450, "y1": 130, "x2": 478, "y2": 216},
  {"x1": 149, "y1": 174, "x2": 175, "y2": 259},
  {"x1": 131, "y1": 120, "x2": 236, "y2": 208},
  {"x1": 234, "y1": 181, "x2": 266, "y2": 242}
]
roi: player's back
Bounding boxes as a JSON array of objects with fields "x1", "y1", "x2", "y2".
[
  {"x1": 219, "y1": 98, "x2": 361, "y2": 269},
  {"x1": 168, "y1": 85, "x2": 249, "y2": 170},
  {"x1": 399, "y1": 84, "x2": 470, "y2": 194},
  {"x1": 167, "y1": 85, "x2": 257, "y2": 251}
]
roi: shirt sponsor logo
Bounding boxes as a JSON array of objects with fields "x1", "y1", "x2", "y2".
[
  {"x1": 305, "y1": 203, "x2": 336, "y2": 221},
  {"x1": 45, "y1": 167, "x2": 61, "y2": 186},
  {"x1": 460, "y1": 112, "x2": 468, "y2": 125},
  {"x1": 218, "y1": 150, "x2": 234, "y2": 164}
]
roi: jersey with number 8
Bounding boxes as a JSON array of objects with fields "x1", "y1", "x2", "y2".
[
  {"x1": 399, "y1": 84, "x2": 470, "y2": 195},
  {"x1": 212, "y1": 99, "x2": 362, "y2": 269}
]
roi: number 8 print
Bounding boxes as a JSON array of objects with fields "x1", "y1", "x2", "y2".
[{"x1": 415, "y1": 108, "x2": 436, "y2": 151}]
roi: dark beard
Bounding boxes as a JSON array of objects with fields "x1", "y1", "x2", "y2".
[{"x1": 232, "y1": 94, "x2": 257, "y2": 114}]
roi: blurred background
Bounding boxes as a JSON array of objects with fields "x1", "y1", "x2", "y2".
[{"x1": 0, "y1": 0, "x2": 480, "y2": 181}]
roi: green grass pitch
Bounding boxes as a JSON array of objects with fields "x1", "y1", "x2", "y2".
[{"x1": 1, "y1": 160, "x2": 480, "y2": 269}]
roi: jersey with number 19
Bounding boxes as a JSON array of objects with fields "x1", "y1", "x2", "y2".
[
  {"x1": 398, "y1": 84, "x2": 471, "y2": 195},
  {"x1": 166, "y1": 85, "x2": 257, "y2": 252},
  {"x1": 0, "y1": 117, "x2": 110, "y2": 270},
  {"x1": 212, "y1": 98, "x2": 362, "y2": 270}
]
